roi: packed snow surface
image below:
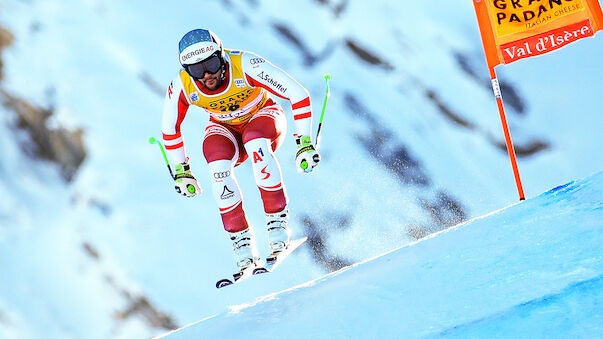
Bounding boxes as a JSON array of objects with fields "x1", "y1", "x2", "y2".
[{"x1": 161, "y1": 171, "x2": 603, "y2": 338}]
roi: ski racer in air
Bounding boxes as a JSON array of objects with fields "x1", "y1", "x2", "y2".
[{"x1": 160, "y1": 29, "x2": 320, "y2": 272}]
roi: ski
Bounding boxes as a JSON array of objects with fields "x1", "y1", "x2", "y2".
[
  {"x1": 215, "y1": 237, "x2": 307, "y2": 288},
  {"x1": 215, "y1": 260, "x2": 263, "y2": 289},
  {"x1": 253, "y1": 237, "x2": 307, "y2": 275}
]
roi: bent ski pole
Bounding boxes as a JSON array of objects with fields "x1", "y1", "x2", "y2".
[
  {"x1": 148, "y1": 137, "x2": 175, "y2": 180},
  {"x1": 315, "y1": 73, "x2": 331, "y2": 149}
]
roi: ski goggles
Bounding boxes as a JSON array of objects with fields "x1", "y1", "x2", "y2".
[{"x1": 185, "y1": 53, "x2": 223, "y2": 78}]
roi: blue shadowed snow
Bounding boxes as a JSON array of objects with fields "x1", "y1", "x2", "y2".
[
  {"x1": 438, "y1": 275, "x2": 603, "y2": 338},
  {"x1": 159, "y1": 171, "x2": 603, "y2": 338}
]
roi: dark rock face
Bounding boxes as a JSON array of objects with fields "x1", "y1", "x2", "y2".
[
  {"x1": 0, "y1": 90, "x2": 87, "y2": 182},
  {"x1": 300, "y1": 213, "x2": 354, "y2": 273},
  {"x1": 344, "y1": 92, "x2": 468, "y2": 236},
  {"x1": 0, "y1": 27, "x2": 14, "y2": 80},
  {"x1": 345, "y1": 39, "x2": 394, "y2": 71},
  {"x1": 0, "y1": 25, "x2": 87, "y2": 182}
]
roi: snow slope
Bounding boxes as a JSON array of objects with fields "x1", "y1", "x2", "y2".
[{"x1": 160, "y1": 170, "x2": 603, "y2": 338}]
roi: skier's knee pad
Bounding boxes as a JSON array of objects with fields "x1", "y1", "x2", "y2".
[{"x1": 243, "y1": 138, "x2": 284, "y2": 190}]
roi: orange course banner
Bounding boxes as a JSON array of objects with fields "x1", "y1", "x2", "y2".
[{"x1": 474, "y1": 0, "x2": 603, "y2": 68}]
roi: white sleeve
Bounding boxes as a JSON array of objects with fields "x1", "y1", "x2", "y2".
[
  {"x1": 242, "y1": 51, "x2": 313, "y2": 137},
  {"x1": 161, "y1": 74, "x2": 189, "y2": 164}
]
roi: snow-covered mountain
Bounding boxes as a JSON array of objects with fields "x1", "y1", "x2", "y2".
[
  {"x1": 159, "y1": 170, "x2": 603, "y2": 338},
  {"x1": 0, "y1": 0, "x2": 601, "y2": 338}
]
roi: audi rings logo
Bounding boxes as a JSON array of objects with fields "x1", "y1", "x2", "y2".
[
  {"x1": 214, "y1": 171, "x2": 231, "y2": 179},
  {"x1": 249, "y1": 58, "x2": 265, "y2": 65}
]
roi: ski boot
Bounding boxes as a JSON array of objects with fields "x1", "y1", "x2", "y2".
[
  {"x1": 229, "y1": 228, "x2": 260, "y2": 279},
  {"x1": 266, "y1": 208, "x2": 291, "y2": 263}
]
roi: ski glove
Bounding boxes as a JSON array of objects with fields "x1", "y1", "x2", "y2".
[
  {"x1": 295, "y1": 135, "x2": 320, "y2": 173},
  {"x1": 174, "y1": 161, "x2": 202, "y2": 197}
]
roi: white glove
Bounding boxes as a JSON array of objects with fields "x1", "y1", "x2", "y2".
[
  {"x1": 295, "y1": 135, "x2": 320, "y2": 173},
  {"x1": 174, "y1": 161, "x2": 202, "y2": 197}
]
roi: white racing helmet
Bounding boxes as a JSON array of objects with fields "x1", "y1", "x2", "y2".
[{"x1": 178, "y1": 29, "x2": 225, "y2": 79}]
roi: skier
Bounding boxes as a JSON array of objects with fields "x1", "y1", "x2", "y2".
[{"x1": 160, "y1": 29, "x2": 320, "y2": 272}]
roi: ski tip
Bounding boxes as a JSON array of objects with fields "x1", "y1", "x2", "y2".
[
  {"x1": 216, "y1": 279, "x2": 233, "y2": 289},
  {"x1": 253, "y1": 267, "x2": 270, "y2": 275}
]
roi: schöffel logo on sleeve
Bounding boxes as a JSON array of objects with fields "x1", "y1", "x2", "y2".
[{"x1": 257, "y1": 71, "x2": 287, "y2": 93}]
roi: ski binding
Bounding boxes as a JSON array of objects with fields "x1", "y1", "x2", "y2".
[
  {"x1": 253, "y1": 237, "x2": 307, "y2": 275},
  {"x1": 215, "y1": 260, "x2": 262, "y2": 289}
]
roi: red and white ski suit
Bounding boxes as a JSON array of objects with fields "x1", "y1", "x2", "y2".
[{"x1": 161, "y1": 49, "x2": 313, "y2": 232}]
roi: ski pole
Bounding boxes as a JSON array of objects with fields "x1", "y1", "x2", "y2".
[
  {"x1": 148, "y1": 136, "x2": 175, "y2": 180},
  {"x1": 315, "y1": 73, "x2": 331, "y2": 149}
]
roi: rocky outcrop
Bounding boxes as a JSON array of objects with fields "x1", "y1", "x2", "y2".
[
  {"x1": 344, "y1": 91, "x2": 468, "y2": 239},
  {"x1": 345, "y1": 39, "x2": 394, "y2": 71},
  {"x1": 300, "y1": 213, "x2": 354, "y2": 272},
  {"x1": 0, "y1": 25, "x2": 86, "y2": 182},
  {"x1": 0, "y1": 89, "x2": 87, "y2": 182},
  {"x1": 81, "y1": 242, "x2": 179, "y2": 332},
  {"x1": 0, "y1": 26, "x2": 14, "y2": 80}
]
